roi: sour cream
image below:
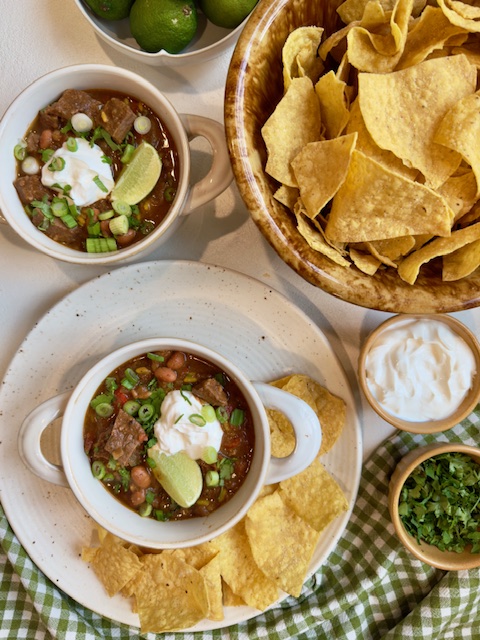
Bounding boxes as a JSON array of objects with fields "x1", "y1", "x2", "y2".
[
  {"x1": 41, "y1": 138, "x2": 114, "y2": 207},
  {"x1": 365, "y1": 318, "x2": 476, "y2": 421},
  {"x1": 152, "y1": 390, "x2": 223, "y2": 459}
]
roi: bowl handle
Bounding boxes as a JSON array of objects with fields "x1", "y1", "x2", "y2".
[
  {"x1": 179, "y1": 114, "x2": 233, "y2": 214},
  {"x1": 18, "y1": 391, "x2": 70, "y2": 487},
  {"x1": 253, "y1": 382, "x2": 322, "y2": 485}
]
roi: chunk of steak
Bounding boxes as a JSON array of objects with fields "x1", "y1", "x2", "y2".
[
  {"x1": 43, "y1": 89, "x2": 102, "y2": 122},
  {"x1": 98, "y1": 97, "x2": 136, "y2": 143},
  {"x1": 31, "y1": 211, "x2": 85, "y2": 245},
  {"x1": 105, "y1": 409, "x2": 148, "y2": 467},
  {"x1": 14, "y1": 174, "x2": 52, "y2": 205},
  {"x1": 192, "y1": 377, "x2": 228, "y2": 407}
]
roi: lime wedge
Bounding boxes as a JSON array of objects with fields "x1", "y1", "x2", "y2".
[
  {"x1": 111, "y1": 141, "x2": 162, "y2": 205},
  {"x1": 149, "y1": 448, "x2": 203, "y2": 509}
]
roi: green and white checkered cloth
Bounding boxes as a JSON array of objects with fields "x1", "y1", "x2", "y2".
[{"x1": 2, "y1": 410, "x2": 480, "y2": 640}]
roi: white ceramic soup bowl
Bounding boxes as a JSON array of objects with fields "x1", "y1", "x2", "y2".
[
  {"x1": 0, "y1": 64, "x2": 232, "y2": 265},
  {"x1": 18, "y1": 337, "x2": 322, "y2": 549}
]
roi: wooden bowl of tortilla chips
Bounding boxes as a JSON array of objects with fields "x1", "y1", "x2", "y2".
[{"x1": 225, "y1": 0, "x2": 480, "y2": 312}]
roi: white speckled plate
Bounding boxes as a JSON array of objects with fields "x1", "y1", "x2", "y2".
[{"x1": 0, "y1": 260, "x2": 362, "y2": 630}]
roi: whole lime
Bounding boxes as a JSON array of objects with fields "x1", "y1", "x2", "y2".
[
  {"x1": 84, "y1": 0, "x2": 134, "y2": 20},
  {"x1": 129, "y1": 0, "x2": 198, "y2": 54},
  {"x1": 199, "y1": 0, "x2": 258, "y2": 29}
]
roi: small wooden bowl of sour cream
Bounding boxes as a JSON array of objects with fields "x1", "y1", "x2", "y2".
[{"x1": 358, "y1": 314, "x2": 480, "y2": 433}]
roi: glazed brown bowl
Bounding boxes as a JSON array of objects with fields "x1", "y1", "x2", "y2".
[
  {"x1": 388, "y1": 443, "x2": 480, "y2": 570},
  {"x1": 224, "y1": 0, "x2": 480, "y2": 313}
]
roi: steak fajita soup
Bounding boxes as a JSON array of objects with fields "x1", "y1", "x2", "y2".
[
  {"x1": 13, "y1": 88, "x2": 179, "y2": 252},
  {"x1": 83, "y1": 349, "x2": 255, "y2": 521}
]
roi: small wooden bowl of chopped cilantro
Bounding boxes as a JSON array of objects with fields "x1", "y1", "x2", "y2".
[{"x1": 388, "y1": 443, "x2": 480, "y2": 570}]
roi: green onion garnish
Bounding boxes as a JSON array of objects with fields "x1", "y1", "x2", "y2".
[
  {"x1": 121, "y1": 143, "x2": 135, "y2": 164},
  {"x1": 230, "y1": 408, "x2": 245, "y2": 427},
  {"x1": 48, "y1": 156, "x2": 65, "y2": 172},
  {"x1": 14, "y1": 143, "x2": 27, "y2": 161},
  {"x1": 189, "y1": 413, "x2": 206, "y2": 427},
  {"x1": 112, "y1": 200, "x2": 131, "y2": 216},
  {"x1": 93, "y1": 175, "x2": 108, "y2": 193},
  {"x1": 66, "y1": 137, "x2": 78, "y2": 152},
  {"x1": 147, "y1": 352, "x2": 165, "y2": 362},
  {"x1": 85, "y1": 237, "x2": 117, "y2": 253},
  {"x1": 109, "y1": 214, "x2": 129, "y2": 236},
  {"x1": 91, "y1": 460, "x2": 106, "y2": 480}
]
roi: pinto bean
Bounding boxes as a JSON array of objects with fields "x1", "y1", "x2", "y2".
[
  {"x1": 116, "y1": 229, "x2": 137, "y2": 246},
  {"x1": 130, "y1": 488, "x2": 146, "y2": 506},
  {"x1": 166, "y1": 351, "x2": 186, "y2": 370},
  {"x1": 39, "y1": 129, "x2": 53, "y2": 149},
  {"x1": 154, "y1": 366, "x2": 177, "y2": 383},
  {"x1": 131, "y1": 465, "x2": 151, "y2": 489}
]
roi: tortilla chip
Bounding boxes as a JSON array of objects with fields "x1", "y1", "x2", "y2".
[
  {"x1": 278, "y1": 458, "x2": 349, "y2": 533},
  {"x1": 396, "y1": 5, "x2": 469, "y2": 70},
  {"x1": 209, "y1": 521, "x2": 279, "y2": 611},
  {"x1": 358, "y1": 54, "x2": 476, "y2": 188},
  {"x1": 443, "y1": 238, "x2": 480, "y2": 280},
  {"x1": 315, "y1": 71, "x2": 351, "y2": 139},
  {"x1": 295, "y1": 210, "x2": 352, "y2": 267},
  {"x1": 437, "y1": 170, "x2": 479, "y2": 222},
  {"x1": 200, "y1": 554, "x2": 224, "y2": 621},
  {"x1": 438, "y1": 0, "x2": 480, "y2": 32},
  {"x1": 349, "y1": 247, "x2": 382, "y2": 274},
  {"x1": 434, "y1": 92, "x2": 480, "y2": 195},
  {"x1": 365, "y1": 236, "x2": 416, "y2": 265},
  {"x1": 282, "y1": 26, "x2": 325, "y2": 89},
  {"x1": 326, "y1": 150, "x2": 454, "y2": 242},
  {"x1": 245, "y1": 491, "x2": 320, "y2": 597},
  {"x1": 398, "y1": 221, "x2": 480, "y2": 283},
  {"x1": 292, "y1": 133, "x2": 357, "y2": 219},
  {"x1": 346, "y1": 0, "x2": 414, "y2": 72},
  {"x1": 131, "y1": 553, "x2": 208, "y2": 633},
  {"x1": 82, "y1": 532, "x2": 142, "y2": 597},
  {"x1": 262, "y1": 77, "x2": 322, "y2": 187},
  {"x1": 274, "y1": 184, "x2": 299, "y2": 210}
]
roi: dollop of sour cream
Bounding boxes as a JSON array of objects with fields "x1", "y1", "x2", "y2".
[
  {"x1": 152, "y1": 390, "x2": 223, "y2": 459},
  {"x1": 365, "y1": 318, "x2": 476, "y2": 421},
  {"x1": 41, "y1": 138, "x2": 114, "y2": 207}
]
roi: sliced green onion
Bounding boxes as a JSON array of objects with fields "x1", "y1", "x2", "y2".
[
  {"x1": 137, "y1": 403, "x2": 154, "y2": 422},
  {"x1": 106, "y1": 377, "x2": 118, "y2": 392},
  {"x1": 123, "y1": 400, "x2": 140, "y2": 416},
  {"x1": 124, "y1": 368, "x2": 140, "y2": 387},
  {"x1": 41, "y1": 149, "x2": 54, "y2": 163},
  {"x1": 85, "y1": 237, "x2": 117, "y2": 253},
  {"x1": 147, "y1": 456, "x2": 157, "y2": 469},
  {"x1": 120, "y1": 143, "x2": 135, "y2": 164},
  {"x1": 66, "y1": 137, "x2": 78, "y2": 152},
  {"x1": 147, "y1": 352, "x2": 165, "y2": 362},
  {"x1": 91, "y1": 460, "x2": 106, "y2": 480},
  {"x1": 112, "y1": 200, "x2": 131, "y2": 216},
  {"x1": 201, "y1": 404, "x2": 216, "y2": 423},
  {"x1": 134, "y1": 116, "x2": 152, "y2": 134},
  {"x1": 71, "y1": 112, "x2": 93, "y2": 133},
  {"x1": 98, "y1": 209, "x2": 114, "y2": 221},
  {"x1": 109, "y1": 214, "x2": 129, "y2": 236},
  {"x1": 174, "y1": 414, "x2": 184, "y2": 424},
  {"x1": 48, "y1": 156, "x2": 65, "y2": 172},
  {"x1": 206, "y1": 470, "x2": 220, "y2": 487},
  {"x1": 216, "y1": 406, "x2": 229, "y2": 424},
  {"x1": 51, "y1": 198, "x2": 69, "y2": 217},
  {"x1": 14, "y1": 142, "x2": 27, "y2": 161},
  {"x1": 145, "y1": 489, "x2": 155, "y2": 504},
  {"x1": 189, "y1": 413, "x2": 206, "y2": 427},
  {"x1": 103, "y1": 472, "x2": 115, "y2": 483},
  {"x1": 202, "y1": 446, "x2": 218, "y2": 465},
  {"x1": 87, "y1": 221, "x2": 101, "y2": 236},
  {"x1": 90, "y1": 393, "x2": 113, "y2": 409},
  {"x1": 230, "y1": 408, "x2": 245, "y2": 427},
  {"x1": 93, "y1": 175, "x2": 109, "y2": 193},
  {"x1": 95, "y1": 402, "x2": 114, "y2": 418},
  {"x1": 138, "y1": 503, "x2": 152, "y2": 517},
  {"x1": 61, "y1": 213, "x2": 78, "y2": 229},
  {"x1": 21, "y1": 156, "x2": 40, "y2": 175},
  {"x1": 164, "y1": 186, "x2": 176, "y2": 202}
]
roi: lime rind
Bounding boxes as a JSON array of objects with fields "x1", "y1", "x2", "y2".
[{"x1": 111, "y1": 141, "x2": 162, "y2": 205}]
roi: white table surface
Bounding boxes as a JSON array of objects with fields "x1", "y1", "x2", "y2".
[{"x1": 1, "y1": 0, "x2": 478, "y2": 468}]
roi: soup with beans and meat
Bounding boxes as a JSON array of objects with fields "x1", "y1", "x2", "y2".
[
  {"x1": 13, "y1": 89, "x2": 179, "y2": 252},
  {"x1": 83, "y1": 349, "x2": 255, "y2": 520}
]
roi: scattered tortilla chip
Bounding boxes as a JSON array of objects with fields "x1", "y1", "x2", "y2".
[
  {"x1": 209, "y1": 521, "x2": 279, "y2": 610},
  {"x1": 245, "y1": 492, "x2": 320, "y2": 597},
  {"x1": 262, "y1": 77, "x2": 321, "y2": 187},
  {"x1": 398, "y1": 221, "x2": 480, "y2": 283},
  {"x1": 437, "y1": 170, "x2": 479, "y2": 222},
  {"x1": 443, "y1": 238, "x2": 480, "y2": 280},
  {"x1": 200, "y1": 554, "x2": 224, "y2": 621},
  {"x1": 358, "y1": 54, "x2": 476, "y2": 188},
  {"x1": 295, "y1": 210, "x2": 352, "y2": 267},
  {"x1": 365, "y1": 236, "x2": 416, "y2": 265},
  {"x1": 438, "y1": 0, "x2": 480, "y2": 32},
  {"x1": 315, "y1": 71, "x2": 351, "y2": 138},
  {"x1": 82, "y1": 532, "x2": 142, "y2": 597},
  {"x1": 349, "y1": 247, "x2": 382, "y2": 274},
  {"x1": 326, "y1": 150, "x2": 454, "y2": 242},
  {"x1": 278, "y1": 458, "x2": 349, "y2": 534},
  {"x1": 132, "y1": 553, "x2": 208, "y2": 633}
]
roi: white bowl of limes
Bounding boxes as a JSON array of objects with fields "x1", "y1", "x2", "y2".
[{"x1": 74, "y1": 0, "x2": 259, "y2": 67}]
